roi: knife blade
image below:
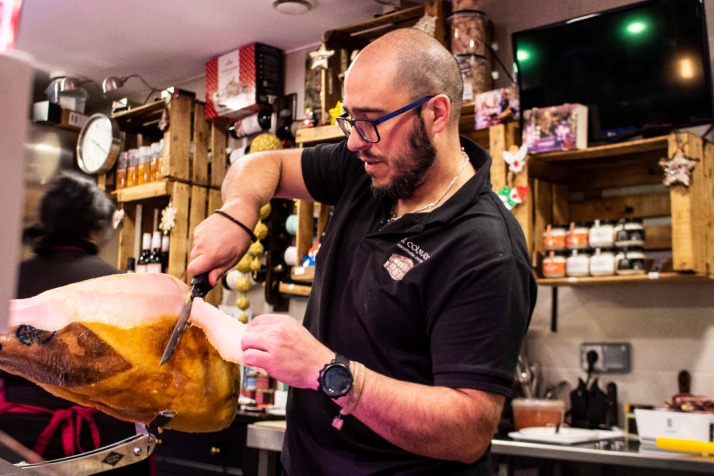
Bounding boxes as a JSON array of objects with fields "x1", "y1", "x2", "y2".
[{"x1": 159, "y1": 273, "x2": 213, "y2": 366}]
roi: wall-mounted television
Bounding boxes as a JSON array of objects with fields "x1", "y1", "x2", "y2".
[{"x1": 512, "y1": 0, "x2": 714, "y2": 141}]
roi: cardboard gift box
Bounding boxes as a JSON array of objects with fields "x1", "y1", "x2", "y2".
[
  {"x1": 474, "y1": 86, "x2": 519, "y2": 131},
  {"x1": 523, "y1": 103, "x2": 588, "y2": 154},
  {"x1": 206, "y1": 43, "x2": 284, "y2": 122}
]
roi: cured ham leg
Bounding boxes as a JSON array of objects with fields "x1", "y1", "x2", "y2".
[{"x1": 2, "y1": 274, "x2": 246, "y2": 432}]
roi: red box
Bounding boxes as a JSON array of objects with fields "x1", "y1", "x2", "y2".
[{"x1": 205, "y1": 43, "x2": 284, "y2": 122}]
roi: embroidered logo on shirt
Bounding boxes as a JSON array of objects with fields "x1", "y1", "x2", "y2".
[{"x1": 383, "y1": 254, "x2": 414, "y2": 281}]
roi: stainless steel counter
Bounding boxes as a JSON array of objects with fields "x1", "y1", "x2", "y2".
[{"x1": 247, "y1": 421, "x2": 714, "y2": 474}]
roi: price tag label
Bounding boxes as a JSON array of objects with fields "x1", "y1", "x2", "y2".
[
  {"x1": 293, "y1": 267, "x2": 305, "y2": 276},
  {"x1": 568, "y1": 277, "x2": 578, "y2": 283},
  {"x1": 648, "y1": 272, "x2": 660, "y2": 280}
]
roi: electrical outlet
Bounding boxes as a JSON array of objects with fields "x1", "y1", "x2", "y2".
[{"x1": 580, "y1": 343, "x2": 631, "y2": 373}]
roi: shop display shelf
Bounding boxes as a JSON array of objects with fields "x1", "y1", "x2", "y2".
[
  {"x1": 536, "y1": 272, "x2": 712, "y2": 287},
  {"x1": 294, "y1": 125, "x2": 343, "y2": 145},
  {"x1": 278, "y1": 282, "x2": 312, "y2": 297},
  {"x1": 113, "y1": 179, "x2": 173, "y2": 202},
  {"x1": 524, "y1": 133, "x2": 714, "y2": 282},
  {"x1": 290, "y1": 266, "x2": 315, "y2": 283},
  {"x1": 530, "y1": 136, "x2": 669, "y2": 164}
]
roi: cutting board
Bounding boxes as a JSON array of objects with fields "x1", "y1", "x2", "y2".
[{"x1": 509, "y1": 427, "x2": 625, "y2": 445}]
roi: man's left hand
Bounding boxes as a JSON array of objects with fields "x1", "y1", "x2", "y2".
[{"x1": 241, "y1": 314, "x2": 334, "y2": 390}]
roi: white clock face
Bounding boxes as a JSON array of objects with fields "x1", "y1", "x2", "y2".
[{"x1": 78, "y1": 115, "x2": 119, "y2": 174}]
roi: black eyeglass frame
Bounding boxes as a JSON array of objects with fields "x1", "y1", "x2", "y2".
[{"x1": 336, "y1": 95, "x2": 438, "y2": 144}]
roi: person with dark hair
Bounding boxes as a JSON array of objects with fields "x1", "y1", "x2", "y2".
[
  {"x1": 0, "y1": 172, "x2": 151, "y2": 475},
  {"x1": 189, "y1": 29, "x2": 535, "y2": 475}
]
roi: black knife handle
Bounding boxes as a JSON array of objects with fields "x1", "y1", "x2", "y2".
[{"x1": 191, "y1": 272, "x2": 213, "y2": 298}]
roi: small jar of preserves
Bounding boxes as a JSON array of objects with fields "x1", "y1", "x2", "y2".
[
  {"x1": 566, "y1": 249, "x2": 591, "y2": 277},
  {"x1": 543, "y1": 224, "x2": 567, "y2": 251},
  {"x1": 589, "y1": 247, "x2": 617, "y2": 276},
  {"x1": 115, "y1": 152, "x2": 128, "y2": 190},
  {"x1": 615, "y1": 247, "x2": 646, "y2": 275},
  {"x1": 542, "y1": 250, "x2": 567, "y2": 278},
  {"x1": 614, "y1": 218, "x2": 645, "y2": 248},
  {"x1": 149, "y1": 142, "x2": 160, "y2": 183},
  {"x1": 588, "y1": 219, "x2": 616, "y2": 248},
  {"x1": 566, "y1": 222, "x2": 591, "y2": 250},
  {"x1": 137, "y1": 146, "x2": 151, "y2": 185},
  {"x1": 126, "y1": 148, "x2": 139, "y2": 187}
]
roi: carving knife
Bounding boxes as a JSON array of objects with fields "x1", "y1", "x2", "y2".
[{"x1": 160, "y1": 273, "x2": 212, "y2": 366}]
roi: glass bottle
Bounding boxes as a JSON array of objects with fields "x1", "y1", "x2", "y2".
[
  {"x1": 136, "y1": 233, "x2": 151, "y2": 273},
  {"x1": 137, "y1": 146, "x2": 151, "y2": 185},
  {"x1": 228, "y1": 111, "x2": 271, "y2": 139},
  {"x1": 160, "y1": 234, "x2": 170, "y2": 273},
  {"x1": 147, "y1": 232, "x2": 162, "y2": 273}
]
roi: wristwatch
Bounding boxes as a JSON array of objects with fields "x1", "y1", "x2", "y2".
[{"x1": 317, "y1": 354, "x2": 353, "y2": 399}]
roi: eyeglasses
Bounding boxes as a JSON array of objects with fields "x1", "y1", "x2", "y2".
[{"x1": 336, "y1": 96, "x2": 434, "y2": 144}]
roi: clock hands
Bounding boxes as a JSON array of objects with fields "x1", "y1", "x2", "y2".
[{"x1": 91, "y1": 139, "x2": 107, "y2": 155}]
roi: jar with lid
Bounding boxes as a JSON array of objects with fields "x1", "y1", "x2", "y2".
[
  {"x1": 589, "y1": 219, "x2": 615, "y2": 248},
  {"x1": 149, "y1": 142, "x2": 160, "y2": 182},
  {"x1": 115, "y1": 152, "x2": 128, "y2": 190},
  {"x1": 542, "y1": 250, "x2": 567, "y2": 278},
  {"x1": 614, "y1": 218, "x2": 645, "y2": 247},
  {"x1": 615, "y1": 247, "x2": 646, "y2": 275},
  {"x1": 126, "y1": 148, "x2": 139, "y2": 187},
  {"x1": 566, "y1": 222, "x2": 591, "y2": 249},
  {"x1": 566, "y1": 249, "x2": 591, "y2": 277},
  {"x1": 589, "y1": 247, "x2": 617, "y2": 276},
  {"x1": 155, "y1": 139, "x2": 165, "y2": 181},
  {"x1": 137, "y1": 146, "x2": 151, "y2": 185},
  {"x1": 543, "y1": 224, "x2": 567, "y2": 251}
]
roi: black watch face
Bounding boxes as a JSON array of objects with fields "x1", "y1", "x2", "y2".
[{"x1": 324, "y1": 364, "x2": 352, "y2": 397}]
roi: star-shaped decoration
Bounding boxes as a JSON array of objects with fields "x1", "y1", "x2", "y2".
[
  {"x1": 328, "y1": 101, "x2": 344, "y2": 125},
  {"x1": 160, "y1": 202, "x2": 177, "y2": 234},
  {"x1": 309, "y1": 43, "x2": 335, "y2": 70},
  {"x1": 112, "y1": 208, "x2": 125, "y2": 230},
  {"x1": 659, "y1": 149, "x2": 698, "y2": 187}
]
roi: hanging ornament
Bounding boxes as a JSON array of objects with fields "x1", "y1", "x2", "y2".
[
  {"x1": 502, "y1": 144, "x2": 529, "y2": 173},
  {"x1": 497, "y1": 185, "x2": 530, "y2": 211},
  {"x1": 159, "y1": 201, "x2": 177, "y2": 234},
  {"x1": 309, "y1": 43, "x2": 335, "y2": 70},
  {"x1": 112, "y1": 206, "x2": 125, "y2": 230},
  {"x1": 231, "y1": 200, "x2": 273, "y2": 323},
  {"x1": 659, "y1": 147, "x2": 698, "y2": 187},
  {"x1": 328, "y1": 101, "x2": 345, "y2": 126}
]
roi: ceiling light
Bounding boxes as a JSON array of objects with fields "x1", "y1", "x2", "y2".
[{"x1": 273, "y1": 0, "x2": 313, "y2": 15}]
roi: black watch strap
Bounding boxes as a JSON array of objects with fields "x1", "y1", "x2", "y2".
[{"x1": 334, "y1": 353, "x2": 350, "y2": 367}]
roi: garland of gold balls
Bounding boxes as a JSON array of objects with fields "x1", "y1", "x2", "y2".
[
  {"x1": 233, "y1": 203, "x2": 271, "y2": 323},
  {"x1": 233, "y1": 132, "x2": 283, "y2": 324}
]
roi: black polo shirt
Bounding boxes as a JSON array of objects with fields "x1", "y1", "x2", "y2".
[{"x1": 282, "y1": 137, "x2": 536, "y2": 476}]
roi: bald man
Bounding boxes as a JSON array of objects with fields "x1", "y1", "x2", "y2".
[{"x1": 188, "y1": 29, "x2": 535, "y2": 476}]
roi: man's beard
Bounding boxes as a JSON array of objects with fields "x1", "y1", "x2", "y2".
[{"x1": 364, "y1": 115, "x2": 437, "y2": 200}]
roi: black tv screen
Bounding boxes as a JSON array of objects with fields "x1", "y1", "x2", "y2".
[{"x1": 512, "y1": 0, "x2": 714, "y2": 138}]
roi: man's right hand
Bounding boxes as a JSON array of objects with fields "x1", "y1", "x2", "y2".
[{"x1": 187, "y1": 204, "x2": 258, "y2": 287}]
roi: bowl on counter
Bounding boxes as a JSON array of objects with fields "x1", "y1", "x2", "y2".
[{"x1": 512, "y1": 398, "x2": 565, "y2": 431}]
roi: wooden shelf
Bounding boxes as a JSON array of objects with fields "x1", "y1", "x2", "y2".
[
  {"x1": 113, "y1": 179, "x2": 173, "y2": 202},
  {"x1": 290, "y1": 266, "x2": 315, "y2": 283},
  {"x1": 295, "y1": 125, "x2": 343, "y2": 146},
  {"x1": 278, "y1": 282, "x2": 311, "y2": 297},
  {"x1": 537, "y1": 272, "x2": 711, "y2": 287},
  {"x1": 112, "y1": 100, "x2": 166, "y2": 130},
  {"x1": 530, "y1": 136, "x2": 669, "y2": 163}
]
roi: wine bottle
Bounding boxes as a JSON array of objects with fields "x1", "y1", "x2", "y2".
[
  {"x1": 126, "y1": 257, "x2": 136, "y2": 274},
  {"x1": 136, "y1": 233, "x2": 151, "y2": 273},
  {"x1": 228, "y1": 111, "x2": 271, "y2": 139},
  {"x1": 147, "y1": 232, "x2": 162, "y2": 274},
  {"x1": 160, "y1": 235, "x2": 170, "y2": 273}
]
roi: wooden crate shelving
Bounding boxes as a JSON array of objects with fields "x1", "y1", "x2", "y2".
[
  {"x1": 115, "y1": 181, "x2": 223, "y2": 306},
  {"x1": 522, "y1": 132, "x2": 714, "y2": 285},
  {"x1": 112, "y1": 96, "x2": 227, "y2": 187}
]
